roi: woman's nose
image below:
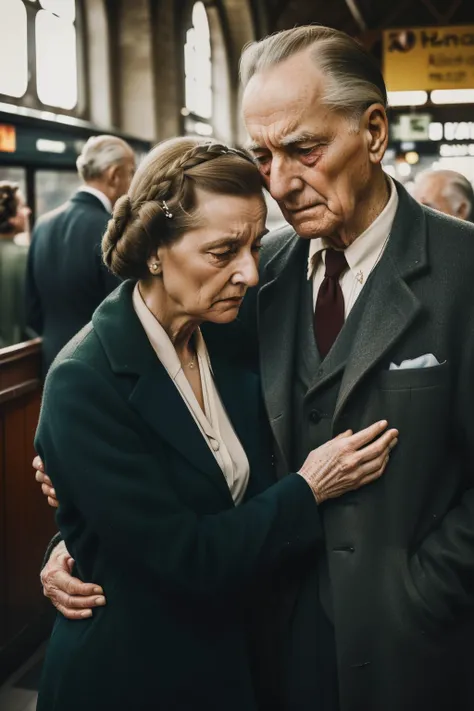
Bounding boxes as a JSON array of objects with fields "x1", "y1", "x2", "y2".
[{"x1": 232, "y1": 255, "x2": 259, "y2": 287}]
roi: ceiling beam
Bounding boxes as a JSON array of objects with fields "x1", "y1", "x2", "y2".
[{"x1": 344, "y1": 0, "x2": 368, "y2": 32}]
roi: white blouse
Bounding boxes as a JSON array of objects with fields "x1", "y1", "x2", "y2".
[{"x1": 133, "y1": 284, "x2": 250, "y2": 505}]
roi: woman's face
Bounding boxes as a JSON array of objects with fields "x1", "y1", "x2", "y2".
[
  {"x1": 9, "y1": 191, "x2": 31, "y2": 235},
  {"x1": 154, "y1": 190, "x2": 267, "y2": 325}
]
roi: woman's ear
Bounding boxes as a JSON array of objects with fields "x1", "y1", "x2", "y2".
[{"x1": 147, "y1": 254, "x2": 162, "y2": 276}]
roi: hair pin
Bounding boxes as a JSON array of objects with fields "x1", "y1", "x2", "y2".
[{"x1": 161, "y1": 201, "x2": 173, "y2": 219}]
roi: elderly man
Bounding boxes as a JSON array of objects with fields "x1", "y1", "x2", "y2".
[
  {"x1": 411, "y1": 168, "x2": 474, "y2": 221},
  {"x1": 36, "y1": 26, "x2": 474, "y2": 711},
  {"x1": 26, "y1": 134, "x2": 135, "y2": 372}
]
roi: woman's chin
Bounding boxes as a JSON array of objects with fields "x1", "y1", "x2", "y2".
[{"x1": 206, "y1": 304, "x2": 242, "y2": 324}]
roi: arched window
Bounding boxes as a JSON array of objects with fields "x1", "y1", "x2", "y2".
[
  {"x1": 183, "y1": 2, "x2": 213, "y2": 137},
  {"x1": 0, "y1": 0, "x2": 81, "y2": 113}
]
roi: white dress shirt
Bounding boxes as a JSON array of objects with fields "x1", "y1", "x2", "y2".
[
  {"x1": 307, "y1": 177, "x2": 399, "y2": 317},
  {"x1": 133, "y1": 284, "x2": 250, "y2": 505},
  {"x1": 78, "y1": 186, "x2": 113, "y2": 214}
]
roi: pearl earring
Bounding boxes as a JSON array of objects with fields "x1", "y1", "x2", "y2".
[{"x1": 150, "y1": 262, "x2": 160, "y2": 273}]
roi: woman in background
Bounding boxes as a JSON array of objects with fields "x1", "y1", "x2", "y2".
[{"x1": 0, "y1": 181, "x2": 31, "y2": 347}]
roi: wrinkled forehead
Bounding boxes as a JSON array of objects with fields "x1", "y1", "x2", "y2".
[{"x1": 242, "y1": 64, "x2": 332, "y2": 148}]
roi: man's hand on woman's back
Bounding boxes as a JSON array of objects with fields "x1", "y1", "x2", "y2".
[{"x1": 34, "y1": 456, "x2": 107, "y2": 619}]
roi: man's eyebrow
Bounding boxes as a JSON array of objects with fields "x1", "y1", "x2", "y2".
[
  {"x1": 279, "y1": 131, "x2": 325, "y2": 147},
  {"x1": 246, "y1": 132, "x2": 325, "y2": 152},
  {"x1": 246, "y1": 141, "x2": 264, "y2": 153}
]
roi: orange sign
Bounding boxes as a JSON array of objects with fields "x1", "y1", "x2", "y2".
[{"x1": 0, "y1": 124, "x2": 16, "y2": 153}]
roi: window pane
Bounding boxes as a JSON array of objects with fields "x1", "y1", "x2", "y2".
[
  {"x1": 35, "y1": 170, "x2": 80, "y2": 217},
  {"x1": 192, "y1": 2, "x2": 209, "y2": 39},
  {"x1": 185, "y1": 77, "x2": 198, "y2": 115},
  {"x1": 39, "y1": 0, "x2": 75, "y2": 21},
  {"x1": 36, "y1": 10, "x2": 78, "y2": 109},
  {"x1": 184, "y1": 2, "x2": 212, "y2": 122},
  {"x1": 0, "y1": 0, "x2": 28, "y2": 98},
  {"x1": 0, "y1": 166, "x2": 26, "y2": 196}
]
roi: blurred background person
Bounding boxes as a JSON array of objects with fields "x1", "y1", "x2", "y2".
[
  {"x1": 411, "y1": 169, "x2": 474, "y2": 222},
  {"x1": 0, "y1": 181, "x2": 31, "y2": 347},
  {"x1": 25, "y1": 135, "x2": 136, "y2": 373}
]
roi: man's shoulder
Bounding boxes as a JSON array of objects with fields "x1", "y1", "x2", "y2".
[
  {"x1": 33, "y1": 201, "x2": 71, "y2": 232},
  {"x1": 423, "y1": 207, "x2": 474, "y2": 259},
  {"x1": 33, "y1": 196, "x2": 109, "y2": 244},
  {"x1": 260, "y1": 223, "x2": 298, "y2": 268}
]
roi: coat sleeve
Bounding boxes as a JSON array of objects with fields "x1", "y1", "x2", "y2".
[
  {"x1": 408, "y1": 323, "x2": 474, "y2": 625},
  {"x1": 25, "y1": 231, "x2": 43, "y2": 335},
  {"x1": 36, "y1": 358, "x2": 321, "y2": 601},
  {"x1": 92, "y1": 216, "x2": 122, "y2": 298}
]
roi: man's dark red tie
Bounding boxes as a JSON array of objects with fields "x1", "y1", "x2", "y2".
[{"x1": 314, "y1": 248, "x2": 349, "y2": 358}]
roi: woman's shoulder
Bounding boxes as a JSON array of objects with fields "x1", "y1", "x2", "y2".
[
  {"x1": 50, "y1": 322, "x2": 106, "y2": 373},
  {"x1": 46, "y1": 323, "x2": 120, "y2": 401}
]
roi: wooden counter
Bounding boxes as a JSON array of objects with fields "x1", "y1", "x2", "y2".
[{"x1": 0, "y1": 339, "x2": 55, "y2": 684}]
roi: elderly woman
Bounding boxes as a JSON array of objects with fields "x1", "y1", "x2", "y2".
[
  {"x1": 0, "y1": 181, "x2": 31, "y2": 346},
  {"x1": 35, "y1": 138, "x2": 397, "y2": 711}
]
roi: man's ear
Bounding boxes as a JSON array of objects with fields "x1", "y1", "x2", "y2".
[
  {"x1": 107, "y1": 164, "x2": 121, "y2": 187},
  {"x1": 457, "y1": 200, "x2": 470, "y2": 221},
  {"x1": 363, "y1": 104, "x2": 389, "y2": 165}
]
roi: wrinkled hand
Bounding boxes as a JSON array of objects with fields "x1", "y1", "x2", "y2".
[
  {"x1": 41, "y1": 540, "x2": 106, "y2": 619},
  {"x1": 299, "y1": 420, "x2": 398, "y2": 503},
  {"x1": 33, "y1": 455, "x2": 58, "y2": 508}
]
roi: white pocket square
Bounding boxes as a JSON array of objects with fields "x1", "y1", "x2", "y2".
[{"x1": 389, "y1": 353, "x2": 441, "y2": 370}]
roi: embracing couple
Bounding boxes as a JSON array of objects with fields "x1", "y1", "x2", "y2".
[{"x1": 34, "y1": 25, "x2": 474, "y2": 711}]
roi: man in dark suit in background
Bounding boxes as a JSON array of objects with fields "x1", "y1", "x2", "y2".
[
  {"x1": 26, "y1": 134, "x2": 135, "y2": 371},
  {"x1": 37, "y1": 25, "x2": 474, "y2": 711}
]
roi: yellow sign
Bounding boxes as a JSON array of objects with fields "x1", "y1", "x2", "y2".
[
  {"x1": 383, "y1": 26, "x2": 474, "y2": 91},
  {"x1": 0, "y1": 124, "x2": 16, "y2": 153}
]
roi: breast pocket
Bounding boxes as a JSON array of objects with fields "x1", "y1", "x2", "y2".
[{"x1": 376, "y1": 360, "x2": 449, "y2": 392}]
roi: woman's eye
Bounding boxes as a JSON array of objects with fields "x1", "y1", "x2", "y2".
[{"x1": 209, "y1": 250, "x2": 233, "y2": 260}]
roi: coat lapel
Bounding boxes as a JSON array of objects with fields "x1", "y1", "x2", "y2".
[
  {"x1": 258, "y1": 232, "x2": 308, "y2": 468},
  {"x1": 333, "y1": 183, "x2": 428, "y2": 423},
  {"x1": 129, "y1": 370, "x2": 233, "y2": 503},
  {"x1": 92, "y1": 282, "x2": 233, "y2": 504}
]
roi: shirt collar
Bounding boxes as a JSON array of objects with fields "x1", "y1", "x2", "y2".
[
  {"x1": 307, "y1": 175, "x2": 399, "y2": 283},
  {"x1": 132, "y1": 282, "x2": 209, "y2": 379},
  {"x1": 78, "y1": 186, "x2": 113, "y2": 214}
]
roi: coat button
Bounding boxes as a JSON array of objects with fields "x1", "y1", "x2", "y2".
[
  {"x1": 309, "y1": 409, "x2": 322, "y2": 424},
  {"x1": 210, "y1": 439, "x2": 220, "y2": 451}
]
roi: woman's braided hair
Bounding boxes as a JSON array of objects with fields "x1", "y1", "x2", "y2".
[
  {"x1": 102, "y1": 137, "x2": 264, "y2": 280},
  {"x1": 0, "y1": 181, "x2": 20, "y2": 235}
]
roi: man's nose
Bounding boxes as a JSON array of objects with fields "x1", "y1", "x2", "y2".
[{"x1": 268, "y1": 156, "x2": 302, "y2": 202}]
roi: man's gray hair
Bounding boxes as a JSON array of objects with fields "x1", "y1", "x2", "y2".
[
  {"x1": 76, "y1": 135, "x2": 132, "y2": 182},
  {"x1": 240, "y1": 25, "x2": 387, "y2": 122}
]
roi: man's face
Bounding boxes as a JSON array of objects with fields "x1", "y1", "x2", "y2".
[
  {"x1": 114, "y1": 152, "x2": 136, "y2": 200},
  {"x1": 242, "y1": 51, "x2": 385, "y2": 244}
]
